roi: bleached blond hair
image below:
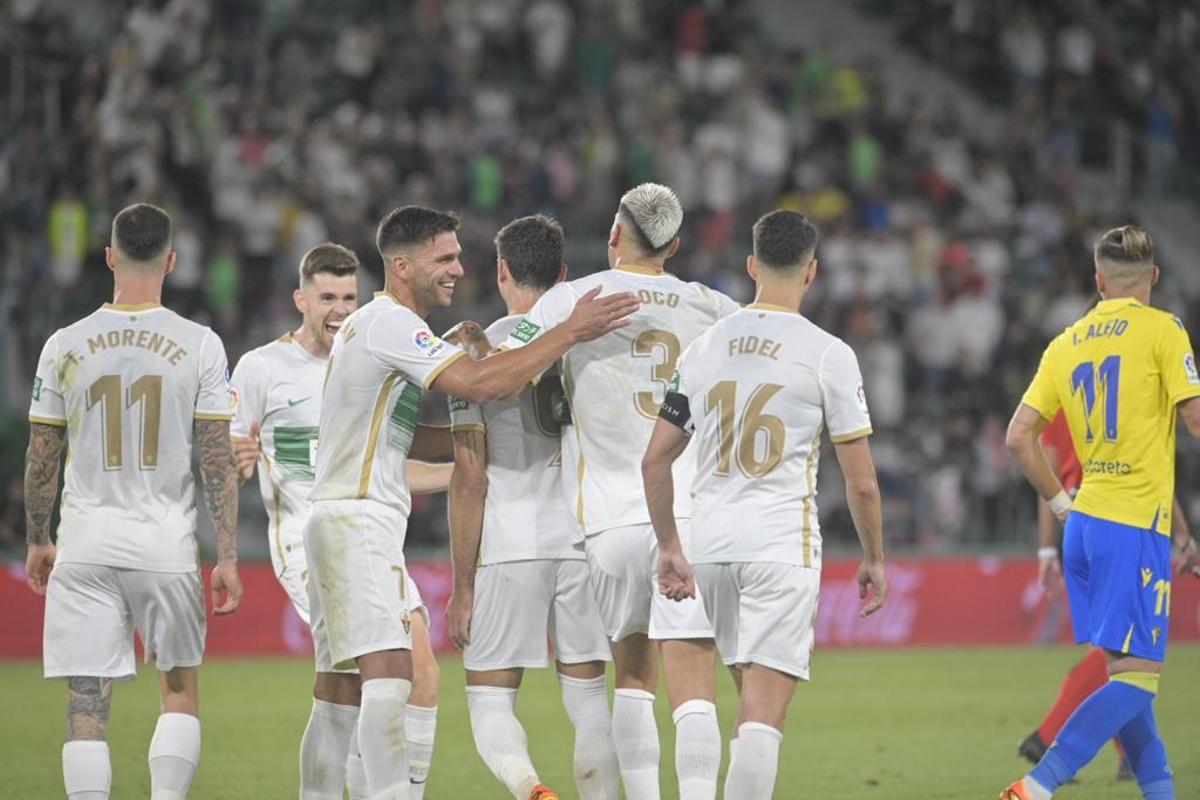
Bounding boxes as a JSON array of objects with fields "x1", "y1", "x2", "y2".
[
  {"x1": 1094, "y1": 225, "x2": 1154, "y2": 290},
  {"x1": 617, "y1": 183, "x2": 683, "y2": 255}
]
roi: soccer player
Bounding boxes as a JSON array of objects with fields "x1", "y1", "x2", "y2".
[
  {"x1": 501, "y1": 184, "x2": 741, "y2": 799},
  {"x1": 1001, "y1": 225, "x2": 1200, "y2": 800},
  {"x1": 304, "y1": 206, "x2": 637, "y2": 799},
  {"x1": 446, "y1": 215, "x2": 619, "y2": 800},
  {"x1": 229, "y1": 242, "x2": 450, "y2": 800},
  {"x1": 643, "y1": 210, "x2": 887, "y2": 799},
  {"x1": 25, "y1": 203, "x2": 243, "y2": 800}
]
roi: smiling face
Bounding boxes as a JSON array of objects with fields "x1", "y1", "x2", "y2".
[
  {"x1": 397, "y1": 231, "x2": 464, "y2": 314},
  {"x1": 295, "y1": 272, "x2": 359, "y2": 353}
]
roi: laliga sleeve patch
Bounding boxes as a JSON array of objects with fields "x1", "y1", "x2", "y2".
[
  {"x1": 510, "y1": 319, "x2": 541, "y2": 343},
  {"x1": 856, "y1": 383, "x2": 870, "y2": 414},
  {"x1": 1185, "y1": 352, "x2": 1199, "y2": 385},
  {"x1": 659, "y1": 391, "x2": 692, "y2": 432},
  {"x1": 413, "y1": 328, "x2": 448, "y2": 357}
]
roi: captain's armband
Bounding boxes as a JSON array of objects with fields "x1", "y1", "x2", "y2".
[{"x1": 658, "y1": 391, "x2": 692, "y2": 433}]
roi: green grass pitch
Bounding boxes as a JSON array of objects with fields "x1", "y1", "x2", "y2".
[{"x1": 2, "y1": 646, "x2": 1197, "y2": 799}]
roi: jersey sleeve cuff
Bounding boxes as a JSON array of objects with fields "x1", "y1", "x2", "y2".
[
  {"x1": 194, "y1": 412, "x2": 233, "y2": 421},
  {"x1": 1020, "y1": 399, "x2": 1055, "y2": 422},
  {"x1": 1170, "y1": 387, "x2": 1200, "y2": 407},
  {"x1": 830, "y1": 427, "x2": 873, "y2": 443},
  {"x1": 450, "y1": 423, "x2": 485, "y2": 433},
  {"x1": 28, "y1": 415, "x2": 67, "y2": 427},
  {"x1": 423, "y1": 349, "x2": 468, "y2": 389}
]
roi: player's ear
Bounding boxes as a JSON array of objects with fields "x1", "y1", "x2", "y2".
[
  {"x1": 163, "y1": 250, "x2": 176, "y2": 277},
  {"x1": 105, "y1": 246, "x2": 116, "y2": 273},
  {"x1": 666, "y1": 237, "x2": 681, "y2": 259},
  {"x1": 608, "y1": 222, "x2": 621, "y2": 251},
  {"x1": 497, "y1": 258, "x2": 510, "y2": 286},
  {"x1": 1151, "y1": 265, "x2": 1160, "y2": 288},
  {"x1": 293, "y1": 287, "x2": 306, "y2": 314},
  {"x1": 746, "y1": 254, "x2": 757, "y2": 281},
  {"x1": 806, "y1": 258, "x2": 818, "y2": 287},
  {"x1": 1094, "y1": 270, "x2": 1105, "y2": 296},
  {"x1": 556, "y1": 262, "x2": 568, "y2": 283}
]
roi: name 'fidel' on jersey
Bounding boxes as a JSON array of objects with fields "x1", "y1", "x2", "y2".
[
  {"x1": 665, "y1": 303, "x2": 873, "y2": 568},
  {"x1": 1021, "y1": 298, "x2": 1200, "y2": 534},
  {"x1": 28, "y1": 302, "x2": 234, "y2": 572}
]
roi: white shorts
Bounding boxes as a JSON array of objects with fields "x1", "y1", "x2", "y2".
[
  {"x1": 43, "y1": 564, "x2": 205, "y2": 680},
  {"x1": 694, "y1": 562, "x2": 820, "y2": 681},
  {"x1": 304, "y1": 498, "x2": 415, "y2": 671},
  {"x1": 585, "y1": 521, "x2": 712, "y2": 643},
  {"x1": 463, "y1": 559, "x2": 611, "y2": 671},
  {"x1": 280, "y1": 543, "x2": 427, "y2": 631}
]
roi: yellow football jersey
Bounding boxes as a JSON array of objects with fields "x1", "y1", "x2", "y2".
[{"x1": 1022, "y1": 298, "x2": 1200, "y2": 534}]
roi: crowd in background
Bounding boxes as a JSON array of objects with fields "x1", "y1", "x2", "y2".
[{"x1": 2, "y1": 0, "x2": 1197, "y2": 557}]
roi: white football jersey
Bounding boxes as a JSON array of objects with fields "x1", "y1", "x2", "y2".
[
  {"x1": 310, "y1": 292, "x2": 465, "y2": 515},
  {"x1": 503, "y1": 265, "x2": 739, "y2": 535},
  {"x1": 449, "y1": 315, "x2": 580, "y2": 564},
  {"x1": 670, "y1": 303, "x2": 873, "y2": 567},
  {"x1": 28, "y1": 302, "x2": 234, "y2": 572},
  {"x1": 230, "y1": 333, "x2": 325, "y2": 575}
]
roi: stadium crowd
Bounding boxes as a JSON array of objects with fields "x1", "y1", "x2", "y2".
[{"x1": 2, "y1": 0, "x2": 1198, "y2": 554}]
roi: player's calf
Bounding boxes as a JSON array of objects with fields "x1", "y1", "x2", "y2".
[
  {"x1": 64, "y1": 677, "x2": 113, "y2": 800},
  {"x1": 558, "y1": 664, "x2": 620, "y2": 800}
]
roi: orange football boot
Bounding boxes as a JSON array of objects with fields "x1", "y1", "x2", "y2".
[{"x1": 529, "y1": 785, "x2": 560, "y2": 800}]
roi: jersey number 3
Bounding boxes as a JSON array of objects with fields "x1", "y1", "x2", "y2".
[
  {"x1": 86, "y1": 374, "x2": 163, "y2": 471},
  {"x1": 1070, "y1": 356, "x2": 1121, "y2": 442}
]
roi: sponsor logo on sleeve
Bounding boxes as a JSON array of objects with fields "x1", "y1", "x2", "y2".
[
  {"x1": 32, "y1": 376, "x2": 43, "y2": 402},
  {"x1": 1185, "y1": 352, "x2": 1199, "y2": 385},
  {"x1": 413, "y1": 329, "x2": 447, "y2": 358},
  {"x1": 448, "y1": 396, "x2": 470, "y2": 412},
  {"x1": 511, "y1": 319, "x2": 541, "y2": 344}
]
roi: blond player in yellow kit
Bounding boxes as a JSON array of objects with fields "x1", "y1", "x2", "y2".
[{"x1": 1001, "y1": 226, "x2": 1200, "y2": 800}]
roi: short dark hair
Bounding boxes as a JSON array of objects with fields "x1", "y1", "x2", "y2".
[
  {"x1": 112, "y1": 203, "x2": 172, "y2": 262},
  {"x1": 300, "y1": 243, "x2": 360, "y2": 284},
  {"x1": 752, "y1": 210, "x2": 819, "y2": 270},
  {"x1": 376, "y1": 206, "x2": 460, "y2": 260},
  {"x1": 495, "y1": 215, "x2": 564, "y2": 290}
]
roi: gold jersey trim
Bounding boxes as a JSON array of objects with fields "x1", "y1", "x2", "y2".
[
  {"x1": 29, "y1": 415, "x2": 67, "y2": 427},
  {"x1": 194, "y1": 412, "x2": 232, "y2": 421},
  {"x1": 747, "y1": 302, "x2": 799, "y2": 314},
  {"x1": 102, "y1": 302, "x2": 162, "y2": 312},
  {"x1": 801, "y1": 423, "x2": 823, "y2": 567},
  {"x1": 830, "y1": 427, "x2": 873, "y2": 443},
  {"x1": 358, "y1": 372, "x2": 401, "y2": 497},
  {"x1": 423, "y1": 349, "x2": 468, "y2": 390}
]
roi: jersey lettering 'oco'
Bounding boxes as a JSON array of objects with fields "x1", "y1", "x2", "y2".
[
  {"x1": 668, "y1": 304, "x2": 872, "y2": 568},
  {"x1": 1022, "y1": 298, "x2": 1200, "y2": 534},
  {"x1": 502, "y1": 266, "x2": 741, "y2": 535}
]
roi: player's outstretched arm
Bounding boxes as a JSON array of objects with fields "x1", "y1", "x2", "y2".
[
  {"x1": 23, "y1": 422, "x2": 65, "y2": 595},
  {"x1": 408, "y1": 461, "x2": 454, "y2": 494},
  {"x1": 446, "y1": 429, "x2": 487, "y2": 649},
  {"x1": 432, "y1": 287, "x2": 639, "y2": 404},
  {"x1": 1005, "y1": 404, "x2": 1070, "y2": 523},
  {"x1": 642, "y1": 417, "x2": 695, "y2": 601},
  {"x1": 833, "y1": 436, "x2": 887, "y2": 617},
  {"x1": 195, "y1": 418, "x2": 243, "y2": 615}
]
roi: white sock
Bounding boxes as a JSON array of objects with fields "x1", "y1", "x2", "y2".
[
  {"x1": 559, "y1": 674, "x2": 620, "y2": 800},
  {"x1": 345, "y1": 719, "x2": 369, "y2": 800},
  {"x1": 612, "y1": 688, "x2": 660, "y2": 800},
  {"x1": 723, "y1": 722, "x2": 781, "y2": 800},
  {"x1": 405, "y1": 705, "x2": 437, "y2": 800},
  {"x1": 358, "y1": 678, "x2": 412, "y2": 800},
  {"x1": 466, "y1": 686, "x2": 541, "y2": 798},
  {"x1": 1021, "y1": 777, "x2": 1054, "y2": 800},
  {"x1": 672, "y1": 700, "x2": 720, "y2": 800},
  {"x1": 148, "y1": 712, "x2": 201, "y2": 800},
  {"x1": 300, "y1": 699, "x2": 359, "y2": 800},
  {"x1": 63, "y1": 740, "x2": 111, "y2": 800}
]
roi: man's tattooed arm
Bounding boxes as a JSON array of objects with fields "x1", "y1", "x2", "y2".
[
  {"x1": 195, "y1": 418, "x2": 238, "y2": 563},
  {"x1": 66, "y1": 676, "x2": 112, "y2": 741},
  {"x1": 25, "y1": 423, "x2": 66, "y2": 545}
]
